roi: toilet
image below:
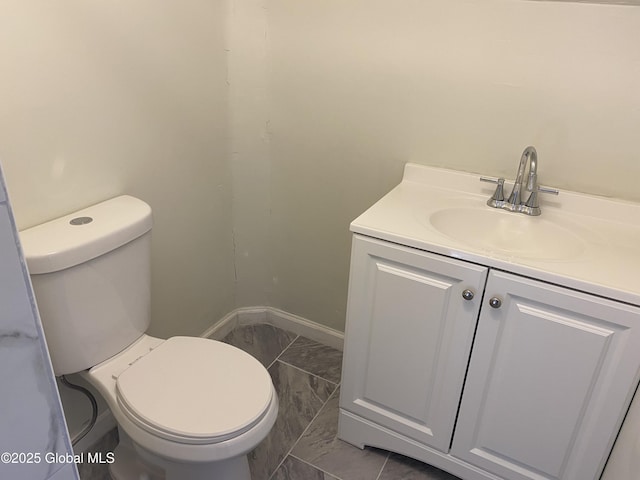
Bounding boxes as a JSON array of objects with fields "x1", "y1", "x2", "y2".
[{"x1": 20, "y1": 195, "x2": 278, "y2": 480}]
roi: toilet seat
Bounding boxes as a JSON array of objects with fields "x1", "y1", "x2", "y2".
[{"x1": 115, "y1": 336, "x2": 274, "y2": 445}]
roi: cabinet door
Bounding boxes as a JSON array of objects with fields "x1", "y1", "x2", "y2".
[
  {"x1": 340, "y1": 235, "x2": 488, "y2": 452},
  {"x1": 452, "y1": 270, "x2": 640, "y2": 480}
]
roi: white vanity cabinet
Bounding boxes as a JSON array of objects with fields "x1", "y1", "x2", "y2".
[
  {"x1": 340, "y1": 235, "x2": 488, "y2": 453},
  {"x1": 452, "y1": 270, "x2": 640, "y2": 480},
  {"x1": 339, "y1": 234, "x2": 640, "y2": 480}
]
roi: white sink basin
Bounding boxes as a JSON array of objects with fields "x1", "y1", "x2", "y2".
[
  {"x1": 429, "y1": 207, "x2": 585, "y2": 260},
  {"x1": 351, "y1": 163, "x2": 640, "y2": 305}
]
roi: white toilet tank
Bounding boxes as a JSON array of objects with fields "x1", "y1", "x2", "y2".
[{"x1": 20, "y1": 196, "x2": 153, "y2": 376}]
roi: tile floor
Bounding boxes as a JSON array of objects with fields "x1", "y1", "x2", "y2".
[
  {"x1": 78, "y1": 323, "x2": 462, "y2": 480},
  {"x1": 225, "y1": 324, "x2": 461, "y2": 480}
]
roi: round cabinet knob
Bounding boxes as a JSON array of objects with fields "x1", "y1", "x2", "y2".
[
  {"x1": 489, "y1": 297, "x2": 502, "y2": 309},
  {"x1": 462, "y1": 289, "x2": 475, "y2": 301}
]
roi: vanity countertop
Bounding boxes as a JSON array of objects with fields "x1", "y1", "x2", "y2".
[{"x1": 351, "y1": 163, "x2": 640, "y2": 307}]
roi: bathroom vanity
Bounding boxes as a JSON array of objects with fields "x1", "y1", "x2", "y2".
[{"x1": 338, "y1": 164, "x2": 640, "y2": 480}]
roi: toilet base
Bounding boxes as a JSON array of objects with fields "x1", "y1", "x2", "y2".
[
  {"x1": 110, "y1": 429, "x2": 252, "y2": 480},
  {"x1": 109, "y1": 441, "x2": 163, "y2": 480}
]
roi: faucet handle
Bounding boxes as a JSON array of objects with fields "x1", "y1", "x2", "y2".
[
  {"x1": 523, "y1": 185, "x2": 559, "y2": 216},
  {"x1": 480, "y1": 176, "x2": 501, "y2": 184},
  {"x1": 480, "y1": 176, "x2": 505, "y2": 205},
  {"x1": 537, "y1": 185, "x2": 559, "y2": 195}
]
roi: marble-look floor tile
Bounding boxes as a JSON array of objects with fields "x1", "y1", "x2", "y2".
[
  {"x1": 220, "y1": 323, "x2": 297, "y2": 367},
  {"x1": 278, "y1": 336, "x2": 343, "y2": 384},
  {"x1": 291, "y1": 389, "x2": 388, "y2": 480},
  {"x1": 272, "y1": 456, "x2": 340, "y2": 480},
  {"x1": 378, "y1": 453, "x2": 462, "y2": 480},
  {"x1": 249, "y1": 361, "x2": 337, "y2": 480}
]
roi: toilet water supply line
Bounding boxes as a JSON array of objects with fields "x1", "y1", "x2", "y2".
[{"x1": 60, "y1": 376, "x2": 98, "y2": 446}]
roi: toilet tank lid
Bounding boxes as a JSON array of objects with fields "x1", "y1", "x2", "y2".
[{"x1": 20, "y1": 195, "x2": 152, "y2": 274}]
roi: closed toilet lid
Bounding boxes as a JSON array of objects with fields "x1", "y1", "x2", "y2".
[{"x1": 115, "y1": 336, "x2": 274, "y2": 445}]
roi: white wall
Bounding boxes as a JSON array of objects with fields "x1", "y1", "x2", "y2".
[
  {"x1": 3, "y1": 0, "x2": 638, "y2": 352},
  {"x1": 2, "y1": 0, "x2": 639, "y2": 462},
  {"x1": 0, "y1": 0, "x2": 235, "y2": 339},
  {"x1": 2, "y1": 0, "x2": 639, "y2": 339},
  {"x1": 259, "y1": 0, "x2": 640, "y2": 331},
  {"x1": 227, "y1": 0, "x2": 273, "y2": 308}
]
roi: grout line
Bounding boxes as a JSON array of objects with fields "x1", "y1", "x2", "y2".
[
  {"x1": 267, "y1": 457, "x2": 286, "y2": 480},
  {"x1": 245, "y1": 325, "x2": 344, "y2": 479},
  {"x1": 289, "y1": 454, "x2": 344, "y2": 480},
  {"x1": 290, "y1": 386, "x2": 340, "y2": 459},
  {"x1": 374, "y1": 453, "x2": 391, "y2": 480},
  {"x1": 267, "y1": 384, "x2": 340, "y2": 480},
  {"x1": 266, "y1": 334, "x2": 299, "y2": 371},
  {"x1": 275, "y1": 359, "x2": 340, "y2": 387},
  {"x1": 264, "y1": 332, "x2": 311, "y2": 480}
]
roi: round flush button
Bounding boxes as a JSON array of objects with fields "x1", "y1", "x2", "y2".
[{"x1": 69, "y1": 216, "x2": 93, "y2": 225}]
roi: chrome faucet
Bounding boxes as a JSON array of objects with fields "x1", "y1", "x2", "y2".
[
  {"x1": 507, "y1": 146, "x2": 540, "y2": 215},
  {"x1": 480, "y1": 146, "x2": 558, "y2": 216}
]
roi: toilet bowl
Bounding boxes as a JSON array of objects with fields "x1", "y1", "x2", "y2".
[
  {"x1": 84, "y1": 335, "x2": 278, "y2": 480},
  {"x1": 19, "y1": 195, "x2": 277, "y2": 479}
]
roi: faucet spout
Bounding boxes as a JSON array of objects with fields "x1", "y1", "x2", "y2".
[
  {"x1": 507, "y1": 146, "x2": 538, "y2": 208},
  {"x1": 481, "y1": 146, "x2": 558, "y2": 215}
]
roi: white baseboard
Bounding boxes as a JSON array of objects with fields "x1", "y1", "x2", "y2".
[
  {"x1": 202, "y1": 306, "x2": 344, "y2": 351},
  {"x1": 264, "y1": 307, "x2": 344, "y2": 351}
]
